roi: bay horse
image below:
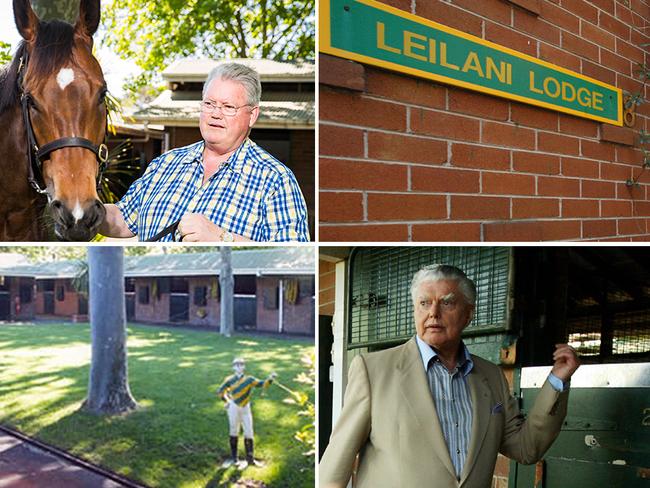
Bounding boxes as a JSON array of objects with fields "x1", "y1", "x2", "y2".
[{"x1": 0, "y1": 0, "x2": 107, "y2": 241}]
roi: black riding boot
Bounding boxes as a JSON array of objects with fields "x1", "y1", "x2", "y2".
[
  {"x1": 230, "y1": 436, "x2": 239, "y2": 461},
  {"x1": 244, "y1": 437, "x2": 254, "y2": 464}
]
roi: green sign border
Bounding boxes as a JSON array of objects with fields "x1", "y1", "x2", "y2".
[{"x1": 320, "y1": 0, "x2": 623, "y2": 126}]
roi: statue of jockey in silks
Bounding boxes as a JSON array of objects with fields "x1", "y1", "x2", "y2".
[{"x1": 217, "y1": 357, "x2": 277, "y2": 468}]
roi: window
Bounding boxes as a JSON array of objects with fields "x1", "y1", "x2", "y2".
[
  {"x1": 299, "y1": 277, "x2": 315, "y2": 298},
  {"x1": 170, "y1": 277, "x2": 189, "y2": 294},
  {"x1": 194, "y1": 286, "x2": 208, "y2": 306},
  {"x1": 124, "y1": 278, "x2": 136, "y2": 292},
  {"x1": 139, "y1": 286, "x2": 150, "y2": 305},
  {"x1": 235, "y1": 275, "x2": 256, "y2": 294},
  {"x1": 37, "y1": 279, "x2": 55, "y2": 292},
  {"x1": 56, "y1": 285, "x2": 65, "y2": 302},
  {"x1": 19, "y1": 284, "x2": 32, "y2": 303}
]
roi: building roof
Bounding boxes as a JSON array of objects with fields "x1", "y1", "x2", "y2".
[
  {"x1": 0, "y1": 248, "x2": 314, "y2": 279},
  {"x1": 163, "y1": 59, "x2": 315, "y2": 83},
  {"x1": 132, "y1": 91, "x2": 314, "y2": 129}
]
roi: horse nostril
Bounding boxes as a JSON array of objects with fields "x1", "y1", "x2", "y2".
[{"x1": 51, "y1": 200, "x2": 63, "y2": 211}]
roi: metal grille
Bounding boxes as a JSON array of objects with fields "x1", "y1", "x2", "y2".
[{"x1": 348, "y1": 247, "x2": 512, "y2": 349}]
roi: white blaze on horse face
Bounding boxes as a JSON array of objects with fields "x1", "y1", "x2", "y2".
[
  {"x1": 56, "y1": 68, "x2": 75, "y2": 90},
  {"x1": 71, "y1": 200, "x2": 84, "y2": 222}
]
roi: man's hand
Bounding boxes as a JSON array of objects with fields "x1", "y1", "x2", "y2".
[
  {"x1": 550, "y1": 344, "x2": 580, "y2": 382},
  {"x1": 178, "y1": 213, "x2": 223, "y2": 242}
]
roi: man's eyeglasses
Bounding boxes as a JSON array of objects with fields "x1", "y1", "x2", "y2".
[{"x1": 200, "y1": 100, "x2": 251, "y2": 117}]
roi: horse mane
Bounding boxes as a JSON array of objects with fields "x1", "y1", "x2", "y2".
[{"x1": 0, "y1": 19, "x2": 76, "y2": 114}]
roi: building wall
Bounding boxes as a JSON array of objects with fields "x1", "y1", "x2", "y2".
[
  {"x1": 134, "y1": 278, "x2": 170, "y2": 323},
  {"x1": 53, "y1": 279, "x2": 80, "y2": 317},
  {"x1": 319, "y1": 259, "x2": 336, "y2": 316},
  {"x1": 9, "y1": 277, "x2": 35, "y2": 320},
  {"x1": 187, "y1": 276, "x2": 220, "y2": 327},
  {"x1": 320, "y1": 0, "x2": 650, "y2": 241},
  {"x1": 256, "y1": 276, "x2": 315, "y2": 334}
]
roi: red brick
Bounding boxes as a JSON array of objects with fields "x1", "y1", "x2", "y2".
[
  {"x1": 582, "y1": 179, "x2": 616, "y2": 198},
  {"x1": 513, "y1": 9, "x2": 561, "y2": 45},
  {"x1": 451, "y1": 195, "x2": 510, "y2": 219},
  {"x1": 510, "y1": 104, "x2": 558, "y2": 130},
  {"x1": 454, "y1": 0, "x2": 513, "y2": 24},
  {"x1": 561, "y1": 31, "x2": 599, "y2": 63},
  {"x1": 510, "y1": 0, "x2": 541, "y2": 15},
  {"x1": 452, "y1": 144, "x2": 511, "y2": 170},
  {"x1": 616, "y1": 146, "x2": 643, "y2": 165},
  {"x1": 617, "y1": 76, "x2": 644, "y2": 97},
  {"x1": 615, "y1": 2, "x2": 634, "y2": 25},
  {"x1": 485, "y1": 22, "x2": 537, "y2": 57},
  {"x1": 319, "y1": 191, "x2": 364, "y2": 222},
  {"x1": 581, "y1": 60, "x2": 616, "y2": 86},
  {"x1": 411, "y1": 223, "x2": 482, "y2": 241},
  {"x1": 482, "y1": 172, "x2": 536, "y2": 195},
  {"x1": 561, "y1": 0, "x2": 598, "y2": 24},
  {"x1": 617, "y1": 182, "x2": 645, "y2": 200},
  {"x1": 618, "y1": 218, "x2": 647, "y2": 235},
  {"x1": 562, "y1": 157, "x2": 600, "y2": 178},
  {"x1": 590, "y1": 0, "x2": 614, "y2": 15},
  {"x1": 449, "y1": 89, "x2": 509, "y2": 121},
  {"x1": 320, "y1": 159, "x2": 408, "y2": 191},
  {"x1": 482, "y1": 122, "x2": 536, "y2": 150},
  {"x1": 540, "y1": 2, "x2": 580, "y2": 32},
  {"x1": 368, "y1": 132, "x2": 447, "y2": 164},
  {"x1": 581, "y1": 21, "x2": 616, "y2": 52},
  {"x1": 411, "y1": 110, "x2": 481, "y2": 142},
  {"x1": 320, "y1": 89, "x2": 406, "y2": 131},
  {"x1": 616, "y1": 39, "x2": 645, "y2": 66},
  {"x1": 601, "y1": 200, "x2": 633, "y2": 217},
  {"x1": 319, "y1": 124, "x2": 364, "y2": 157},
  {"x1": 319, "y1": 224, "x2": 408, "y2": 241},
  {"x1": 366, "y1": 69, "x2": 446, "y2": 109},
  {"x1": 559, "y1": 115, "x2": 599, "y2": 138},
  {"x1": 600, "y1": 50, "x2": 632, "y2": 78},
  {"x1": 367, "y1": 193, "x2": 447, "y2": 220},
  {"x1": 583, "y1": 219, "x2": 617, "y2": 238},
  {"x1": 599, "y1": 11, "x2": 630, "y2": 40},
  {"x1": 562, "y1": 199, "x2": 599, "y2": 218},
  {"x1": 512, "y1": 198, "x2": 560, "y2": 218},
  {"x1": 601, "y1": 124, "x2": 636, "y2": 146},
  {"x1": 581, "y1": 140, "x2": 615, "y2": 161},
  {"x1": 483, "y1": 220, "x2": 581, "y2": 241},
  {"x1": 601, "y1": 162, "x2": 634, "y2": 182},
  {"x1": 538, "y1": 176, "x2": 581, "y2": 196},
  {"x1": 538, "y1": 132, "x2": 581, "y2": 156},
  {"x1": 411, "y1": 167, "x2": 480, "y2": 193},
  {"x1": 319, "y1": 54, "x2": 365, "y2": 91},
  {"x1": 513, "y1": 152, "x2": 560, "y2": 175},
  {"x1": 416, "y1": 2, "x2": 483, "y2": 37},
  {"x1": 376, "y1": 0, "x2": 410, "y2": 11},
  {"x1": 539, "y1": 44, "x2": 581, "y2": 72}
]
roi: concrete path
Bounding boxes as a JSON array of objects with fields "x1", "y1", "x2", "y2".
[{"x1": 0, "y1": 431, "x2": 133, "y2": 488}]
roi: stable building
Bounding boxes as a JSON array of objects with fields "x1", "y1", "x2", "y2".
[{"x1": 320, "y1": 0, "x2": 650, "y2": 241}]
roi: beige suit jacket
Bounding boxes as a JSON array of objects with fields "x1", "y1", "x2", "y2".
[{"x1": 320, "y1": 337, "x2": 568, "y2": 488}]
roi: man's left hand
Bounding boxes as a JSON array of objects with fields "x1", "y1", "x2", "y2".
[
  {"x1": 550, "y1": 344, "x2": 580, "y2": 382},
  {"x1": 178, "y1": 213, "x2": 223, "y2": 241}
]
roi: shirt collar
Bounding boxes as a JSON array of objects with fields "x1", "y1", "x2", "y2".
[
  {"x1": 415, "y1": 335, "x2": 474, "y2": 376},
  {"x1": 185, "y1": 138, "x2": 251, "y2": 175}
]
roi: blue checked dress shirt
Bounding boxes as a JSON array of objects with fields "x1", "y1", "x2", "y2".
[{"x1": 115, "y1": 138, "x2": 309, "y2": 241}]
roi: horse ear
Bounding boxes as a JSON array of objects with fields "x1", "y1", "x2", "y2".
[
  {"x1": 13, "y1": 0, "x2": 40, "y2": 42},
  {"x1": 75, "y1": 0, "x2": 101, "y2": 37}
]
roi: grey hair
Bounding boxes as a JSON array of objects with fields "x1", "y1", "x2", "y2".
[
  {"x1": 203, "y1": 62, "x2": 262, "y2": 106},
  {"x1": 410, "y1": 264, "x2": 476, "y2": 306}
]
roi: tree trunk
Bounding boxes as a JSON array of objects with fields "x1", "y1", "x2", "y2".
[
  {"x1": 220, "y1": 247, "x2": 234, "y2": 337},
  {"x1": 31, "y1": 0, "x2": 79, "y2": 22},
  {"x1": 83, "y1": 247, "x2": 137, "y2": 415}
]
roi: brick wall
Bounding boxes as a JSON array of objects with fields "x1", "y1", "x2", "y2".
[
  {"x1": 187, "y1": 276, "x2": 220, "y2": 327},
  {"x1": 54, "y1": 280, "x2": 80, "y2": 317},
  {"x1": 257, "y1": 276, "x2": 315, "y2": 334},
  {"x1": 135, "y1": 278, "x2": 169, "y2": 324},
  {"x1": 320, "y1": 0, "x2": 650, "y2": 241},
  {"x1": 319, "y1": 259, "x2": 336, "y2": 316}
]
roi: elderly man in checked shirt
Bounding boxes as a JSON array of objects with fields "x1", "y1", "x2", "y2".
[
  {"x1": 99, "y1": 62, "x2": 309, "y2": 242},
  {"x1": 320, "y1": 264, "x2": 580, "y2": 488},
  {"x1": 217, "y1": 357, "x2": 276, "y2": 468}
]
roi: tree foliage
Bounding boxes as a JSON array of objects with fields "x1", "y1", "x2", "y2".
[
  {"x1": 283, "y1": 351, "x2": 315, "y2": 458},
  {"x1": 30, "y1": 0, "x2": 79, "y2": 22},
  {"x1": 101, "y1": 0, "x2": 315, "y2": 97},
  {"x1": 0, "y1": 42, "x2": 12, "y2": 66}
]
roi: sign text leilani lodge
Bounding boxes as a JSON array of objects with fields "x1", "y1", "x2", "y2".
[{"x1": 320, "y1": 0, "x2": 622, "y2": 126}]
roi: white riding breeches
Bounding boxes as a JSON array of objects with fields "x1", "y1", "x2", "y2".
[{"x1": 228, "y1": 402, "x2": 253, "y2": 438}]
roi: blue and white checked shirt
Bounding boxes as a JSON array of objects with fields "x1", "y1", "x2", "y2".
[
  {"x1": 116, "y1": 139, "x2": 309, "y2": 241},
  {"x1": 416, "y1": 335, "x2": 473, "y2": 480}
]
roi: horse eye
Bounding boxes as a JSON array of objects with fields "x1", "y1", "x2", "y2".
[{"x1": 25, "y1": 94, "x2": 39, "y2": 112}]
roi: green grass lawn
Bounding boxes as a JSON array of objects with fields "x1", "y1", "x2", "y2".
[{"x1": 0, "y1": 322, "x2": 314, "y2": 488}]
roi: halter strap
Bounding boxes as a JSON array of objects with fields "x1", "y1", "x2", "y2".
[{"x1": 145, "y1": 220, "x2": 180, "y2": 242}]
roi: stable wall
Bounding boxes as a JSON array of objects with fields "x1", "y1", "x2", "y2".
[{"x1": 320, "y1": 0, "x2": 650, "y2": 241}]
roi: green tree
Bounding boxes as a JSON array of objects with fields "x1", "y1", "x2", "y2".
[
  {"x1": 31, "y1": 0, "x2": 79, "y2": 22},
  {"x1": 0, "y1": 42, "x2": 13, "y2": 66},
  {"x1": 102, "y1": 0, "x2": 315, "y2": 98}
]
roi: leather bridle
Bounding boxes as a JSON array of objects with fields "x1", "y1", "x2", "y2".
[{"x1": 17, "y1": 52, "x2": 109, "y2": 201}]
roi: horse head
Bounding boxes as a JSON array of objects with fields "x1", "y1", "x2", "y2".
[{"x1": 14, "y1": 0, "x2": 107, "y2": 241}]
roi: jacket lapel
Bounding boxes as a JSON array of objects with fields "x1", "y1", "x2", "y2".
[
  {"x1": 460, "y1": 359, "x2": 492, "y2": 484},
  {"x1": 398, "y1": 337, "x2": 457, "y2": 480}
]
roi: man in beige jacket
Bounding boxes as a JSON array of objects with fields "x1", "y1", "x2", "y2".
[{"x1": 320, "y1": 264, "x2": 580, "y2": 488}]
